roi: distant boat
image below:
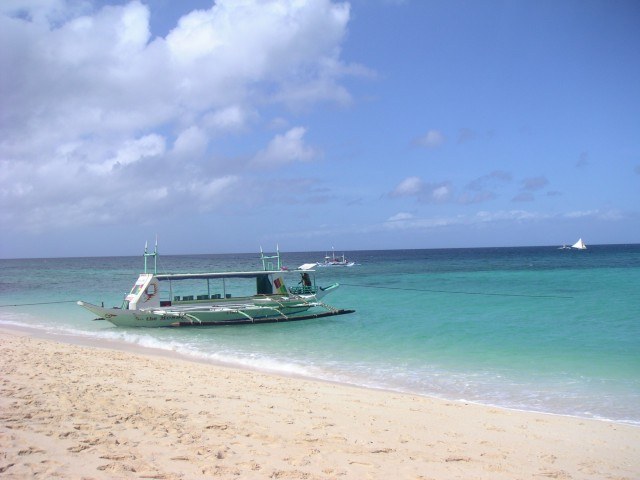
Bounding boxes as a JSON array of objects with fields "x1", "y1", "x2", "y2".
[
  {"x1": 571, "y1": 238, "x2": 587, "y2": 250},
  {"x1": 316, "y1": 248, "x2": 355, "y2": 267}
]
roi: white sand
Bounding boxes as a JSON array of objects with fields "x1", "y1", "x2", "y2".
[{"x1": 1, "y1": 328, "x2": 638, "y2": 479}]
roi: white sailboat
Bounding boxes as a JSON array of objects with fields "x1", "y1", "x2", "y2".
[{"x1": 571, "y1": 238, "x2": 587, "y2": 250}]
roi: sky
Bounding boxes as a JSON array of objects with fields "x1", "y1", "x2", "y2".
[{"x1": 1, "y1": 0, "x2": 639, "y2": 258}]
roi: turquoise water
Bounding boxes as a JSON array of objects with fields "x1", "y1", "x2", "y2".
[{"x1": 1, "y1": 245, "x2": 639, "y2": 424}]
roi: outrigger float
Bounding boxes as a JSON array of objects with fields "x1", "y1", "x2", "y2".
[{"x1": 77, "y1": 243, "x2": 354, "y2": 327}]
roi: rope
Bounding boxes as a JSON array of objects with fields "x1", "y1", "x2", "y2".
[
  {"x1": 340, "y1": 283, "x2": 573, "y2": 299},
  {"x1": 0, "y1": 300, "x2": 79, "y2": 308}
]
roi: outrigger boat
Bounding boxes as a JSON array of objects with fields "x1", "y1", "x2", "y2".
[
  {"x1": 77, "y1": 243, "x2": 354, "y2": 327},
  {"x1": 316, "y1": 247, "x2": 355, "y2": 267}
]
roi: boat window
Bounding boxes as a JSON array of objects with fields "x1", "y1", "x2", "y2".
[{"x1": 162, "y1": 276, "x2": 262, "y2": 302}]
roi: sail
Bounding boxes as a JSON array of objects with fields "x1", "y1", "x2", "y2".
[{"x1": 571, "y1": 238, "x2": 587, "y2": 250}]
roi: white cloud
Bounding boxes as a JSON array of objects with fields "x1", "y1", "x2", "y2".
[
  {"x1": 475, "y1": 210, "x2": 546, "y2": 222},
  {"x1": 413, "y1": 129, "x2": 445, "y2": 148},
  {"x1": 252, "y1": 127, "x2": 318, "y2": 167},
  {"x1": 390, "y1": 176, "x2": 452, "y2": 203},
  {"x1": 563, "y1": 209, "x2": 622, "y2": 221},
  {"x1": 203, "y1": 106, "x2": 255, "y2": 133},
  {"x1": 432, "y1": 184, "x2": 451, "y2": 201},
  {"x1": 381, "y1": 209, "x2": 554, "y2": 233},
  {"x1": 172, "y1": 127, "x2": 207, "y2": 159},
  {"x1": 387, "y1": 212, "x2": 414, "y2": 222},
  {"x1": 186, "y1": 175, "x2": 239, "y2": 205},
  {"x1": 163, "y1": 0, "x2": 354, "y2": 109},
  {"x1": 390, "y1": 177, "x2": 424, "y2": 197},
  {"x1": 382, "y1": 212, "x2": 459, "y2": 231},
  {"x1": 91, "y1": 134, "x2": 166, "y2": 174},
  {"x1": 0, "y1": 0, "x2": 358, "y2": 232}
]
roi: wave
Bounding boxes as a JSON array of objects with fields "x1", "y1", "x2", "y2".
[{"x1": 2, "y1": 316, "x2": 639, "y2": 426}]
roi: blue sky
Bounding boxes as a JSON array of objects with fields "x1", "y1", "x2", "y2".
[{"x1": 1, "y1": 0, "x2": 639, "y2": 258}]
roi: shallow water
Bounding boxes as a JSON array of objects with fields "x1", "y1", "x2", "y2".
[{"x1": 1, "y1": 245, "x2": 639, "y2": 424}]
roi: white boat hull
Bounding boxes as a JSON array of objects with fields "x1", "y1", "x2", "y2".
[{"x1": 78, "y1": 286, "x2": 346, "y2": 328}]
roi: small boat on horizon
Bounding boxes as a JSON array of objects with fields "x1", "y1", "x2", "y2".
[
  {"x1": 571, "y1": 238, "x2": 587, "y2": 250},
  {"x1": 559, "y1": 238, "x2": 587, "y2": 250},
  {"x1": 77, "y1": 243, "x2": 354, "y2": 327},
  {"x1": 315, "y1": 248, "x2": 355, "y2": 267}
]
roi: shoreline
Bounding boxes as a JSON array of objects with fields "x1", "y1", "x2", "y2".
[
  {"x1": 1, "y1": 326, "x2": 639, "y2": 479},
  {"x1": 2, "y1": 321, "x2": 639, "y2": 428}
]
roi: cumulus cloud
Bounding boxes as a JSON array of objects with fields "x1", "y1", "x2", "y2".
[
  {"x1": 184, "y1": 175, "x2": 239, "y2": 205},
  {"x1": 432, "y1": 184, "x2": 451, "y2": 202},
  {"x1": 413, "y1": 129, "x2": 445, "y2": 148},
  {"x1": 390, "y1": 171, "x2": 541, "y2": 207},
  {"x1": 389, "y1": 176, "x2": 453, "y2": 204},
  {"x1": 91, "y1": 134, "x2": 166, "y2": 174},
  {"x1": 202, "y1": 106, "x2": 256, "y2": 133},
  {"x1": 390, "y1": 177, "x2": 424, "y2": 197},
  {"x1": 0, "y1": 0, "x2": 361, "y2": 232},
  {"x1": 252, "y1": 127, "x2": 318, "y2": 167},
  {"x1": 171, "y1": 126, "x2": 208, "y2": 159}
]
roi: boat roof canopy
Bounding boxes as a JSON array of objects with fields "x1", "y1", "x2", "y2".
[
  {"x1": 155, "y1": 269, "x2": 313, "y2": 281},
  {"x1": 298, "y1": 263, "x2": 318, "y2": 271}
]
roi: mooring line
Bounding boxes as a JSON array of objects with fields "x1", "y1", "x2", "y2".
[
  {"x1": 0, "y1": 300, "x2": 79, "y2": 308},
  {"x1": 340, "y1": 283, "x2": 573, "y2": 299}
]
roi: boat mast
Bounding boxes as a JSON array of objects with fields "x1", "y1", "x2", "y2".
[
  {"x1": 144, "y1": 237, "x2": 158, "y2": 274},
  {"x1": 260, "y1": 245, "x2": 281, "y2": 271}
]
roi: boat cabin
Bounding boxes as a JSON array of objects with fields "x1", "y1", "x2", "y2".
[{"x1": 122, "y1": 269, "x2": 320, "y2": 311}]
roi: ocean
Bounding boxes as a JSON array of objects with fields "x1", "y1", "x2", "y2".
[{"x1": 1, "y1": 245, "x2": 639, "y2": 425}]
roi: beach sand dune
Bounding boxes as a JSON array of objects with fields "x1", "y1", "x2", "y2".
[{"x1": 1, "y1": 329, "x2": 638, "y2": 479}]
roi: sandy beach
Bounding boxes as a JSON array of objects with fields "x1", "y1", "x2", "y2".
[{"x1": 1, "y1": 328, "x2": 638, "y2": 479}]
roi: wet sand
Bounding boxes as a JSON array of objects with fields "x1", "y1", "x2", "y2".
[{"x1": 1, "y1": 328, "x2": 638, "y2": 479}]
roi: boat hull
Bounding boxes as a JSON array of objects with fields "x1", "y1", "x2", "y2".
[{"x1": 78, "y1": 295, "x2": 350, "y2": 328}]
